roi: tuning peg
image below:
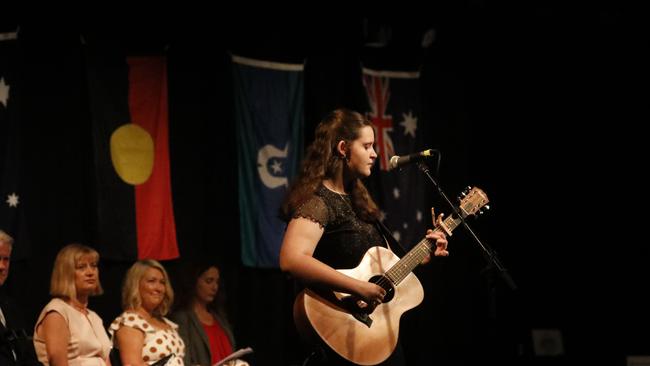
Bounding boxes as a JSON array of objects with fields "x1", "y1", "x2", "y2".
[{"x1": 477, "y1": 205, "x2": 490, "y2": 215}]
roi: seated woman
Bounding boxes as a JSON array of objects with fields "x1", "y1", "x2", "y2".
[
  {"x1": 109, "y1": 259, "x2": 185, "y2": 366},
  {"x1": 170, "y1": 262, "x2": 248, "y2": 366},
  {"x1": 33, "y1": 243, "x2": 112, "y2": 366}
]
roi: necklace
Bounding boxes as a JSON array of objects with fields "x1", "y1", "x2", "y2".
[
  {"x1": 334, "y1": 190, "x2": 354, "y2": 213},
  {"x1": 136, "y1": 308, "x2": 155, "y2": 321},
  {"x1": 324, "y1": 180, "x2": 354, "y2": 212},
  {"x1": 69, "y1": 301, "x2": 88, "y2": 314}
]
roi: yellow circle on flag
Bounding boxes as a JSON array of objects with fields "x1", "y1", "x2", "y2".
[{"x1": 110, "y1": 123, "x2": 154, "y2": 185}]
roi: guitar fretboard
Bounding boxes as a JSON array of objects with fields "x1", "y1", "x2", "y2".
[{"x1": 385, "y1": 213, "x2": 463, "y2": 285}]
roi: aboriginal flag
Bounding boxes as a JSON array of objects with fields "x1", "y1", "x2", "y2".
[{"x1": 86, "y1": 48, "x2": 178, "y2": 261}]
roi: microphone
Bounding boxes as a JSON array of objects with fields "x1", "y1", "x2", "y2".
[{"x1": 389, "y1": 149, "x2": 437, "y2": 171}]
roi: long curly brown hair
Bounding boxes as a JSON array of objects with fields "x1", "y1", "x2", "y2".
[{"x1": 281, "y1": 108, "x2": 379, "y2": 222}]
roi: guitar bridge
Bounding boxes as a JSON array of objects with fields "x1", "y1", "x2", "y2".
[
  {"x1": 352, "y1": 312, "x2": 373, "y2": 328},
  {"x1": 340, "y1": 296, "x2": 373, "y2": 328}
]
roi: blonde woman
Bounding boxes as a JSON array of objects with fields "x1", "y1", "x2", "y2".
[
  {"x1": 33, "y1": 243, "x2": 112, "y2": 366},
  {"x1": 109, "y1": 259, "x2": 184, "y2": 366}
]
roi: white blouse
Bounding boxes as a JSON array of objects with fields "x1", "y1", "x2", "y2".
[{"x1": 109, "y1": 311, "x2": 185, "y2": 366}]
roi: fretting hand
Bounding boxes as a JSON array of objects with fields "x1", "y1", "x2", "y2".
[{"x1": 421, "y1": 208, "x2": 449, "y2": 264}]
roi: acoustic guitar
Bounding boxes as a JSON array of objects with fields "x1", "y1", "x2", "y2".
[{"x1": 293, "y1": 187, "x2": 489, "y2": 365}]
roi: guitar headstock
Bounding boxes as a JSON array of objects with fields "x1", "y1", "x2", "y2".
[{"x1": 458, "y1": 186, "x2": 489, "y2": 217}]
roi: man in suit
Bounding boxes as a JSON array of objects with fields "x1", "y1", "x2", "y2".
[{"x1": 0, "y1": 230, "x2": 39, "y2": 366}]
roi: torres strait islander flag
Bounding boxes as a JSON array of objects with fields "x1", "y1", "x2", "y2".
[
  {"x1": 232, "y1": 55, "x2": 304, "y2": 268},
  {"x1": 86, "y1": 52, "x2": 178, "y2": 261}
]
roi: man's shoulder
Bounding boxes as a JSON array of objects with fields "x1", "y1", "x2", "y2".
[{"x1": 0, "y1": 294, "x2": 29, "y2": 329}]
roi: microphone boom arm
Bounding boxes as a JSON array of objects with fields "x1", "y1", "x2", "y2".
[{"x1": 416, "y1": 161, "x2": 517, "y2": 291}]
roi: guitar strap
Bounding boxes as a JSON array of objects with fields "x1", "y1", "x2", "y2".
[{"x1": 374, "y1": 219, "x2": 409, "y2": 258}]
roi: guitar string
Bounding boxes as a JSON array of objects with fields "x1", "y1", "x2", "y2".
[
  {"x1": 334, "y1": 189, "x2": 461, "y2": 302},
  {"x1": 333, "y1": 190, "x2": 408, "y2": 298}
]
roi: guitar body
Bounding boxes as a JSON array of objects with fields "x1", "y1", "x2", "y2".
[
  {"x1": 293, "y1": 246, "x2": 424, "y2": 365},
  {"x1": 293, "y1": 187, "x2": 490, "y2": 365}
]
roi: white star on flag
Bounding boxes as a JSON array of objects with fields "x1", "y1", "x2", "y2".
[
  {"x1": 270, "y1": 159, "x2": 283, "y2": 174},
  {"x1": 0, "y1": 77, "x2": 10, "y2": 107},
  {"x1": 6, "y1": 193, "x2": 19, "y2": 207},
  {"x1": 416, "y1": 209, "x2": 422, "y2": 222},
  {"x1": 392, "y1": 231, "x2": 401, "y2": 242},
  {"x1": 399, "y1": 110, "x2": 417, "y2": 138}
]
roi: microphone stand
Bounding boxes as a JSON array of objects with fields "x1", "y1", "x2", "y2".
[
  {"x1": 416, "y1": 161, "x2": 517, "y2": 291},
  {"x1": 415, "y1": 159, "x2": 519, "y2": 361}
]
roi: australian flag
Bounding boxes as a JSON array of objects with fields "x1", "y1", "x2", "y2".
[
  {"x1": 0, "y1": 30, "x2": 30, "y2": 260},
  {"x1": 362, "y1": 66, "x2": 431, "y2": 251}
]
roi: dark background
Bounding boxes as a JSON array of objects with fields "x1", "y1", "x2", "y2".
[{"x1": 1, "y1": 4, "x2": 645, "y2": 366}]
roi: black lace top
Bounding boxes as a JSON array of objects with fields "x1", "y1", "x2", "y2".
[{"x1": 293, "y1": 184, "x2": 386, "y2": 269}]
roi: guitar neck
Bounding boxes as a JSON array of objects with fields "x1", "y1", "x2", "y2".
[{"x1": 385, "y1": 213, "x2": 463, "y2": 285}]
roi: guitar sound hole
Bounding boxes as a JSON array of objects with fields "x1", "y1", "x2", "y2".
[{"x1": 369, "y1": 275, "x2": 395, "y2": 303}]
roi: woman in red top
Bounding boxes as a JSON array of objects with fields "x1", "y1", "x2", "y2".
[{"x1": 171, "y1": 262, "x2": 247, "y2": 366}]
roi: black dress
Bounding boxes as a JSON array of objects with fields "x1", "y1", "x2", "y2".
[{"x1": 293, "y1": 185, "x2": 405, "y2": 366}]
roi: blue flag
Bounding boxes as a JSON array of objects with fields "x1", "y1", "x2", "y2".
[
  {"x1": 362, "y1": 67, "x2": 429, "y2": 250},
  {"x1": 232, "y1": 55, "x2": 304, "y2": 267},
  {"x1": 0, "y1": 30, "x2": 31, "y2": 260}
]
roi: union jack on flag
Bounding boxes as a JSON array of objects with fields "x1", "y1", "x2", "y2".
[{"x1": 363, "y1": 67, "x2": 429, "y2": 249}]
